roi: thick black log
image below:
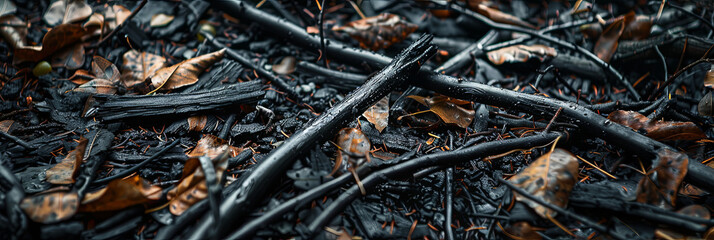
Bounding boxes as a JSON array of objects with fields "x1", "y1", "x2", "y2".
[
  {"x1": 180, "y1": 34, "x2": 437, "y2": 239},
  {"x1": 86, "y1": 81, "x2": 264, "y2": 121}
]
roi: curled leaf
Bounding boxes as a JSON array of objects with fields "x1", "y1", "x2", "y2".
[
  {"x1": 187, "y1": 115, "x2": 208, "y2": 132},
  {"x1": 50, "y1": 43, "x2": 84, "y2": 70},
  {"x1": 272, "y1": 56, "x2": 297, "y2": 75},
  {"x1": 73, "y1": 79, "x2": 117, "y2": 94},
  {"x1": 407, "y1": 95, "x2": 474, "y2": 128},
  {"x1": 593, "y1": 17, "x2": 624, "y2": 63},
  {"x1": 91, "y1": 56, "x2": 120, "y2": 82},
  {"x1": 362, "y1": 96, "x2": 389, "y2": 132},
  {"x1": 509, "y1": 148, "x2": 579, "y2": 218},
  {"x1": 0, "y1": 0, "x2": 17, "y2": 17},
  {"x1": 45, "y1": 138, "x2": 88, "y2": 185},
  {"x1": 149, "y1": 49, "x2": 225, "y2": 91},
  {"x1": 487, "y1": 45, "x2": 557, "y2": 65},
  {"x1": 332, "y1": 128, "x2": 371, "y2": 176},
  {"x1": 120, "y1": 50, "x2": 168, "y2": 87},
  {"x1": 332, "y1": 13, "x2": 418, "y2": 51},
  {"x1": 621, "y1": 12, "x2": 653, "y2": 40},
  {"x1": 14, "y1": 24, "x2": 87, "y2": 65},
  {"x1": 150, "y1": 13, "x2": 174, "y2": 28},
  {"x1": 476, "y1": 4, "x2": 535, "y2": 29},
  {"x1": 44, "y1": 0, "x2": 92, "y2": 26},
  {"x1": 20, "y1": 191, "x2": 79, "y2": 223},
  {"x1": 635, "y1": 149, "x2": 688, "y2": 208},
  {"x1": 79, "y1": 175, "x2": 161, "y2": 212},
  {"x1": 608, "y1": 110, "x2": 706, "y2": 141}
]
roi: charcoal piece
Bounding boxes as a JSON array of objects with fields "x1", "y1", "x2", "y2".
[
  {"x1": 40, "y1": 221, "x2": 83, "y2": 240},
  {"x1": 230, "y1": 123, "x2": 266, "y2": 137},
  {"x1": 182, "y1": 60, "x2": 244, "y2": 93},
  {"x1": 87, "y1": 81, "x2": 264, "y2": 121},
  {"x1": 286, "y1": 167, "x2": 331, "y2": 191}
]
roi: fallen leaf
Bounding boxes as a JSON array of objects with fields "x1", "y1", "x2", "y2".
[
  {"x1": 45, "y1": 138, "x2": 88, "y2": 185},
  {"x1": 91, "y1": 56, "x2": 120, "y2": 82},
  {"x1": 150, "y1": 13, "x2": 174, "y2": 28},
  {"x1": 608, "y1": 110, "x2": 707, "y2": 141},
  {"x1": 14, "y1": 23, "x2": 87, "y2": 65},
  {"x1": 635, "y1": 149, "x2": 688, "y2": 208},
  {"x1": 0, "y1": 0, "x2": 17, "y2": 17},
  {"x1": 509, "y1": 148, "x2": 579, "y2": 218},
  {"x1": 0, "y1": 120, "x2": 14, "y2": 133},
  {"x1": 272, "y1": 56, "x2": 297, "y2": 75},
  {"x1": 698, "y1": 91, "x2": 713, "y2": 116},
  {"x1": 104, "y1": 5, "x2": 130, "y2": 31},
  {"x1": 44, "y1": 0, "x2": 92, "y2": 26},
  {"x1": 167, "y1": 135, "x2": 234, "y2": 215},
  {"x1": 20, "y1": 191, "x2": 79, "y2": 223},
  {"x1": 49, "y1": 43, "x2": 84, "y2": 70},
  {"x1": 476, "y1": 4, "x2": 536, "y2": 29},
  {"x1": 69, "y1": 69, "x2": 94, "y2": 84},
  {"x1": 120, "y1": 50, "x2": 168, "y2": 87},
  {"x1": 487, "y1": 45, "x2": 557, "y2": 65},
  {"x1": 187, "y1": 115, "x2": 208, "y2": 132},
  {"x1": 504, "y1": 221, "x2": 542, "y2": 240},
  {"x1": 83, "y1": 12, "x2": 103, "y2": 30},
  {"x1": 362, "y1": 96, "x2": 389, "y2": 132},
  {"x1": 331, "y1": 128, "x2": 371, "y2": 176},
  {"x1": 621, "y1": 12, "x2": 653, "y2": 40},
  {"x1": 332, "y1": 13, "x2": 418, "y2": 51},
  {"x1": 149, "y1": 49, "x2": 226, "y2": 91},
  {"x1": 593, "y1": 17, "x2": 625, "y2": 63},
  {"x1": 0, "y1": 15, "x2": 27, "y2": 49},
  {"x1": 704, "y1": 64, "x2": 714, "y2": 89},
  {"x1": 407, "y1": 95, "x2": 475, "y2": 128},
  {"x1": 73, "y1": 79, "x2": 117, "y2": 94},
  {"x1": 79, "y1": 175, "x2": 161, "y2": 212}
]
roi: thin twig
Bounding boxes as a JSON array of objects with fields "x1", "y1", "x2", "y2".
[{"x1": 650, "y1": 58, "x2": 714, "y2": 100}]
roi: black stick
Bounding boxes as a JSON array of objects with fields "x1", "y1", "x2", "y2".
[
  {"x1": 93, "y1": 139, "x2": 180, "y2": 185},
  {"x1": 181, "y1": 34, "x2": 437, "y2": 239},
  {"x1": 445, "y1": 167, "x2": 455, "y2": 240}
]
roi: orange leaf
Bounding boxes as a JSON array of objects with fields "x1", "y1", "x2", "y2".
[
  {"x1": 187, "y1": 115, "x2": 208, "y2": 132},
  {"x1": 45, "y1": 138, "x2": 88, "y2": 184},
  {"x1": 621, "y1": 12, "x2": 653, "y2": 40},
  {"x1": 407, "y1": 95, "x2": 475, "y2": 128},
  {"x1": 476, "y1": 4, "x2": 536, "y2": 29},
  {"x1": 79, "y1": 175, "x2": 161, "y2": 212},
  {"x1": 486, "y1": 45, "x2": 557, "y2": 65},
  {"x1": 509, "y1": 148, "x2": 579, "y2": 218},
  {"x1": 608, "y1": 110, "x2": 707, "y2": 141},
  {"x1": 636, "y1": 149, "x2": 688, "y2": 208},
  {"x1": 332, "y1": 128, "x2": 371, "y2": 176},
  {"x1": 149, "y1": 49, "x2": 225, "y2": 90},
  {"x1": 593, "y1": 17, "x2": 625, "y2": 63},
  {"x1": 362, "y1": 96, "x2": 389, "y2": 132},
  {"x1": 91, "y1": 56, "x2": 120, "y2": 82},
  {"x1": 20, "y1": 191, "x2": 79, "y2": 223},
  {"x1": 13, "y1": 23, "x2": 87, "y2": 65},
  {"x1": 167, "y1": 135, "x2": 234, "y2": 215},
  {"x1": 120, "y1": 50, "x2": 167, "y2": 87},
  {"x1": 50, "y1": 43, "x2": 84, "y2": 70},
  {"x1": 332, "y1": 13, "x2": 418, "y2": 51}
]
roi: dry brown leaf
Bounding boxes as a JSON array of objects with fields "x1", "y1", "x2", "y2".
[
  {"x1": 44, "y1": 0, "x2": 92, "y2": 26},
  {"x1": 331, "y1": 128, "x2": 371, "y2": 176},
  {"x1": 332, "y1": 13, "x2": 418, "y2": 51},
  {"x1": 0, "y1": 0, "x2": 17, "y2": 17},
  {"x1": 504, "y1": 221, "x2": 542, "y2": 240},
  {"x1": 509, "y1": 148, "x2": 579, "y2": 218},
  {"x1": 635, "y1": 149, "x2": 688, "y2": 208},
  {"x1": 0, "y1": 120, "x2": 14, "y2": 133},
  {"x1": 14, "y1": 23, "x2": 87, "y2": 65},
  {"x1": 272, "y1": 56, "x2": 297, "y2": 75},
  {"x1": 91, "y1": 56, "x2": 120, "y2": 82},
  {"x1": 0, "y1": 15, "x2": 27, "y2": 49},
  {"x1": 362, "y1": 96, "x2": 389, "y2": 132},
  {"x1": 407, "y1": 95, "x2": 475, "y2": 128},
  {"x1": 187, "y1": 115, "x2": 208, "y2": 132},
  {"x1": 621, "y1": 12, "x2": 653, "y2": 40},
  {"x1": 20, "y1": 191, "x2": 79, "y2": 223},
  {"x1": 150, "y1": 13, "x2": 174, "y2": 28},
  {"x1": 83, "y1": 12, "x2": 103, "y2": 30},
  {"x1": 120, "y1": 50, "x2": 167, "y2": 87},
  {"x1": 487, "y1": 45, "x2": 557, "y2": 65},
  {"x1": 73, "y1": 79, "x2": 117, "y2": 94},
  {"x1": 593, "y1": 17, "x2": 624, "y2": 63},
  {"x1": 476, "y1": 4, "x2": 536, "y2": 29},
  {"x1": 104, "y1": 5, "x2": 130, "y2": 31},
  {"x1": 698, "y1": 91, "x2": 714, "y2": 116},
  {"x1": 45, "y1": 138, "x2": 88, "y2": 185},
  {"x1": 149, "y1": 49, "x2": 225, "y2": 90},
  {"x1": 50, "y1": 43, "x2": 84, "y2": 70},
  {"x1": 167, "y1": 135, "x2": 235, "y2": 215},
  {"x1": 608, "y1": 110, "x2": 707, "y2": 141},
  {"x1": 79, "y1": 175, "x2": 161, "y2": 212},
  {"x1": 704, "y1": 65, "x2": 714, "y2": 89}
]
